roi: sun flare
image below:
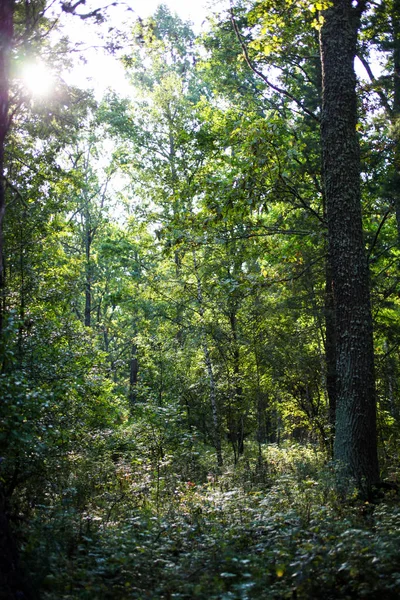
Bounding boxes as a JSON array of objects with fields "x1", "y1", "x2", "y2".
[{"x1": 21, "y1": 62, "x2": 53, "y2": 97}]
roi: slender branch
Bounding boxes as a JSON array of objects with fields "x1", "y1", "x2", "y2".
[
  {"x1": 357, "y1": 53, "x2": 393, "y2": 116},
  {"x1": 230, "y1": 9, "x2": 319, "y2": 122},
  {"x1": 4, "y1": 178, "x2": 29, "y2": 209},
  {"x1": 367, "y1": 205, "x2": 393, "y2": 261},
  {"x1": 61, "y1": 0, "x2": 116, "y2": 20},
  {"x1": 278, "y1": 174, "x2": 325, "y2": 224},
  {"x1": 258, "y1": 256, "x2": 324, "y2": 288},
  {"x1": 352, "y1": 0, "x2": 369, "y2": 18},
  {"x1": 376, "y1": 343, "x2": 400, "y2": 363},
  {"x1": 217, "y1": 227, "x2": 314, "y2": 240}
]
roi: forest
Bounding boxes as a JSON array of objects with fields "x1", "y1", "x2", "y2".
[{"x1": 1, "y1": 0, "x2": 400, "y2": 598}]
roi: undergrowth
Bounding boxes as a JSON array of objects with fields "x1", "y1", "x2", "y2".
[{"x1": 18, "y1": 428, "x2": 400, "y2": 599}]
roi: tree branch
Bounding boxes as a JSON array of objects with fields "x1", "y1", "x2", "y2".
[
  {"x1": 367, "y1": 205, "x2": 392, "y2": 262},
  {"x1": 357, "y1": 53, "x2": 393, "y2": 116},
  {"x1": 61, "y1": 0, "x2": 117, "y2": 21},
  {"x1": 278, "y1": 174, "x2": 326, "y2": 224},
  {"x1": 230, "y1": 9, "x2": 319, "y2": 122},
  {"x1": 352, "y1": 0, "x2": 369, "y2": 18},
  {"x1": 3, "y1": 178, "x2": 29, "y2": 209}
]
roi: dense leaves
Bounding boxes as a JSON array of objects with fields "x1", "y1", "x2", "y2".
[
  {"x1": 21, "y1": 443, "x2": 400, "y2": 599},
  {"x1": 1, "y1": 1, "x2": 400, "y2": 599}
]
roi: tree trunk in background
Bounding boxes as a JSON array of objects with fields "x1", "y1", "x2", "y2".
[
  {"x1": 391, "y1": 0, "x2": 400, "y2": 242},
  {"x1": 84, "y1": 212, "x2": 92, "y2": 327},
  {"x1": 0, "y1": 4, "x2": 23, "y2": 600},
  {"x1": 0, "y1": 0, "x2": 14, "y2": 336},
  {"x1": 229, "y1": 308, "x2": 245, "y2": 459},
  {"x1": 192, "y1": 249, "x2": 223, "y2": 468},
  {"x1": 319, "y1": 0, "x2": 379, "y2": 490},
  {"x1": 129, "y1": 343, "x2": 139, "y2": 405},
  {"x1": 324, "y1": 262, "x2": 337, "y2": 453}
]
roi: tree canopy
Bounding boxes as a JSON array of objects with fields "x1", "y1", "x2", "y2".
[{"x1": 1, "y1": 2, "x2": 400, "y2": 599}]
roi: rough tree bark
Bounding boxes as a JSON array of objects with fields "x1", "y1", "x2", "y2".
[{"x1": 319, "y1": 0, "x2": 379, "y2": 490}]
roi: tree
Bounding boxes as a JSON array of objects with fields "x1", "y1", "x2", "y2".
[
  {"x1": 0, "y1": 4, "x2": 112, "y2": 596},
  {"x1": 358, "y1": 0, "x2": 400, "y2": 241},
  {"x1": 319, "y1": 0, "x2": 379, "y2": 489},
  {"x1": 0, "y1": 0, "x2": 14, "y2": 329},
  {"x1": 225, "y1": 0, "x2": 381, "y2": 487}
]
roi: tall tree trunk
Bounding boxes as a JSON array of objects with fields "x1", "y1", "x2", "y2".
[
  {"x1": 229, "y1": 308, "x2": 245, "y2": 458},
  {"x1": 84, "y1": 281, "x2": 91, "y2": 327},
  {"x1": 84, "y1": 219, "x2": 92, "y2": 328},
  {"x1": 0, "y1": 5, "x2": 25, "y2": 600},
  {"x1": 17, "y1": 222, "x2": 26, "y2": 365},
  {"x1": 0, "y1": 0, "x2": 14, "y2": 336},
  {"x1": 192, "y1": 249, "x2": 223, "y2": 467},
  {"x1": 319, "y1": 0, "x2": 379, "y2": 490},
  {"x1": 129, "y1": 343, "x2": 139, "y2": 405},
  {"x1": 324, "y1": 261, "x2": 337, "y2": 452},
  {"x1": 312, "y1": 37, "x2": 338, "y2": 452},
  {"x1": 391, "y1": 0, "x2": 400, "y2": 241}
]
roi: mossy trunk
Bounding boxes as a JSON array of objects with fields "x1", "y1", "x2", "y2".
[{"x1": 319, "y1": 0, "x2": 379, "y2": 490}]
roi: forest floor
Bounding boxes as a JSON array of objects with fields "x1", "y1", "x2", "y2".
[{"x1": 19, "y1": 442, "x2": 400, "y2": 600}]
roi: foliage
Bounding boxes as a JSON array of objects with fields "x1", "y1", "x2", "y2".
[
  {"x1": 19, "y1": 444, "x2": 400, "y2": 600},
  {"x1": 1, "y1": 1, "x2": 400, "y2": 599}
]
